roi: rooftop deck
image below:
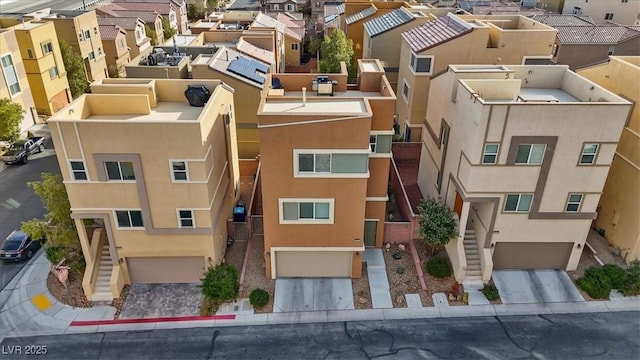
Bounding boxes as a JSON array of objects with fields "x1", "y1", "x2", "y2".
[
  {"x1": 261, "y1": 99, "x2": 367, "y2": 113},
  {"x1": 86, "y1": 101, "x2": 204, "y2": 121}
]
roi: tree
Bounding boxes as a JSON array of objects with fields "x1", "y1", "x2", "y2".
[
  {"x1": 0, "y1": 98, "x2": 23, "y2": 143},
  {"x1": 145, "y1": 25, "x2": 158, "y2": 46},
  {"x1": 207, "y1": 0, "x2": 219, "y2": 9},
  {"x1": 308, "y1": 38, "x2": 321, "y2": 57},
  {"x1": 417, "y1": 197, "x2": 458, "y2": 256},
  {"x1": 59, "y1": 40, "x2": 88, "y2": 99},
  {"x1": 162, "y1": 17, "x2": 176, "y2": 40},
  {"x1": 319, "y1": 29, "x2": 353, "y2": 74}
]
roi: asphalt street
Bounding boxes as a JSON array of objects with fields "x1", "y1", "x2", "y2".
[
  {"x1": 0, "y1": 140, "x2": 59, "y2": 290},
  {"x1": 0, "y1": 312, "x2": 638, "y2": 359},
  {"x1": 0, "y1": 0, "x2": 101, "y2": 14}
]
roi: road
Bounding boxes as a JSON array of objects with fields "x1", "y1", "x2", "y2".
[
  {"x1": 0, "y1": 136, "x2": 59, "y2": 290},
  {"x1": 0, "y1": 312, "x2": 639, "y2": 359},
  {"x1": 0, "y1": 0, "x2": 105, "y2": 14}
]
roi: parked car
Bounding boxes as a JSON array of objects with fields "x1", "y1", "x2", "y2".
[
  {"x1": 0, "y1": 230, "x2": 43, "y2": 261},
  {"x1": 1, "y1": 136, "x2": 46, "y2": 165}
]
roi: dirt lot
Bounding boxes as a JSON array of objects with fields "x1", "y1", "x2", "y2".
[
  {"x1": 47, "y1": 271, "x2": 91, "y2": 308},
  {"x1": 352, "y1": 264, "x2": 371, "y2": 309},
  {"x1": 237, "y1": 236, "x2": 275, "y2": 313}
]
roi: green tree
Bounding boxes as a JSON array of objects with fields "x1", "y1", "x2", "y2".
[
  {"x1": 187, "y1": 4, "x2": 199, "y2": 20},
  {"x1": 319, "y1": 29, "x2": 353, "y2": 74},
  {"x1": 145, "y1": 25, "x2": 158, "y2": 46},
  {"x1": 417, "y1": 197, "x2": 458, "y2": 256},
  {"x1": 207, "y1": 0, "x2": 219, "y2": 9},
  {"x1": 308, "y1": 38, "x2": 322, "y2": 57},
  {"x1": 59, "y1": 40, "x2": 87, "y2": 99},
  {"x1": 0, "y1": 98, "x2": 23, "y2": 143},
  {"x1": 162, "y1": 17, "x2": 176, "y2": 40}
]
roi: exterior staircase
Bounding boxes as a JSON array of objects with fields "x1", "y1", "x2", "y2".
[
  {"x1": 463, "y1": 229, "x2": 482, "y2": 283},
  {"x1": 92, "y1": 245, "x2": 113, "y2": 302}
]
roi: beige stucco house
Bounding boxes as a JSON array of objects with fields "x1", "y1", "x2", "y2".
[
  {"x1": 562, "y1": 0, "x2": 640, "y2": 25},
  {"x1": 48, "y1": 78, "x2": 239, "y2": 301}
]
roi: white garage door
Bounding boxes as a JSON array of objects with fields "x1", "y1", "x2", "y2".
[
  {"x1": 126, "y1": 256, "x2": 205, "y2": 283},
  {"x1": 275, "y1": 251, "x2": 352, "y2": 278}
]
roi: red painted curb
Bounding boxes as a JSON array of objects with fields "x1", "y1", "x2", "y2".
[{"x1": 70, "y1": 314, "x2": 236, "y2": 326}]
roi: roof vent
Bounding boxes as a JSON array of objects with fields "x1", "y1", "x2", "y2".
[{"x1": 184, "y1": 85, "x2": 211, "y2": 107}]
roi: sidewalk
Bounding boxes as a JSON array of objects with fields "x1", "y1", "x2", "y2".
[{"x1": 1, "y1": 251, "x2": 639, "y2": 342}]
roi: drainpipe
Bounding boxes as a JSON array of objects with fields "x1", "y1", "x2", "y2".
[{"x1": 302, "y1": 87, "x2": 306, "y2": 106}]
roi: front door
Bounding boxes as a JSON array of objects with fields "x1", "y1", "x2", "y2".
[
  {"x1": 364, "y1": 220, "x2": 377, "y2": 247},
  {"x1": 454, "y1": 192, "x2": 463, "y2": 218}
]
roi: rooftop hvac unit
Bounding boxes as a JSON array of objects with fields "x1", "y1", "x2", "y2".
[{"x1": 184, "y1": 85, "x2": 211, "y2": 107}]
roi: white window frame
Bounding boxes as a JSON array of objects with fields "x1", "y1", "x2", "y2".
[
  {"x1": 49, "y1": 66, "x2": 59, "y2": 79},
  {"x1": 278, "y1": 198, "x2": 335, "y2": 224},
  {"x1": 402, "y1": 79, "x2": 410, "y2": 104},
  {"x1": 1, "y1": 53, "x2": 21, "y2": 97},
  {"x1": 83, "y1": 29, "x2": 91, "y2": 40},
  {"x1": 273, "y1": 3, "x2": 280, "y2": 10},
  {"x1": 69, "y1": 160, "x2": 88, "y2": 181},
  {"x1": 579, "y1": 143, "x2": 599, "y2": 165},
  {"x1": 285, "y1": 3, "x2": 294, "y2": 11},
  {"x1": 170, "y1": 160, "x2": 189, "y2": 181},
  {"x1": 605, "y1": 13, "x2": 614, "y2": 20},
  {"x1": 293, "y1": 149, "x2": 370, "y2": 178},
  {"x1": 514, "y1": 144, "x2": 546, "y2": 165},
  {"x1": 482, "y1": 143, "x2": 499, "y2": 164},
  {"x1": 409, "y1": 52, "x2": 433, "y2": 75},
  {"x1": 118, "y1": 38, "x2": 126, "y2": 49},
  {"x1": 291, "y1": 43, "x2": 299, "y2": 51},
  {"x1": 88, "y1": 51, "x2": 95, "y2": 61},
  {"x1": 565, "y1": 193, "x2": 583, "y2": 213},
  {"x1": 177, "y1": 209, "x2": 195, "y2": 228},
  {"x1": 503, "y1": 194, "x2": 533, "y2": 213},
  {"x1": 369, "y1": 131, "x2": 394, "y2": 157},
  {"x1": 104, "y1": 161, "x2": 136, "y2": 181},
  {"x1": 42, "y1": 42, "x2": 53, "y2": 54},
  {"x1": 113, "y1": 209, "x2": 145, "y2": 229},
  {"x1": 608, "y1": 46, "x2": 615, "y2": 56}
]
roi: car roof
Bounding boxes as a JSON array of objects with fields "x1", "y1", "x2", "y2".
[{"x1": 5, "y1": 230, "x2": 28, "y2": 242}]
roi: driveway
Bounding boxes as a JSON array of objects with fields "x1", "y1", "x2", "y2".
[
  {"x1": 492, "y1": 270, "x2": 585, "y2": 304},
  {"x1": 274, "y1": 278, "x2": 354, "y2": 312},
  {"x1": 119, "y1": 284, "x2": 203, "y2": 319}
]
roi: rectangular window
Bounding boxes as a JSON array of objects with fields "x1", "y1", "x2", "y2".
[
  {"x1": 515, "y1": 144, "x2": 546, "y2": 164},
  {"x1": 370, "y1": 134, "x2": 392, "y2": 154},
  {"x1": 296, "y1": 151, "x2": 368, "y2": 176},
  {"x1": 551, "y1": 43, "x2": 558, "y2": 57},
  {"x1": 410, "y1": 52, "x2": 433, "y2": 74},
  {"x1": 605, "y1": 13, "x2": 614, "y2": 20},
  {"x1": 483, "y1": 143, "x2": 499, "y2": 164},
  {"x1": 88, "y1": 51, "x2": 95, "y2": 61},
  {"x1": 42, "y1": 42, "x2": 53, "y2": 54},
  {"x1": 608, "y1": 46, "x2": 615, "y2": 55},
  {"x1": 1, "y1": 54, "x2": 21, "y2": 96},
  {"x1": 70, "y1": 161, "x2": 87, "y2": 180},
  {"x1": 279, "y1": 199, "x2": 334, "y2": 223},
  {"x1": 504, "y1": 194, "x2": 533, "y2": 212},
  {"x1": 565, "y1": 194, "x2": 583, "y2": 212},
  {"x1": 118, "y1": 38, "x2": 125, "y2": 49},
  {"x1": 98, "y1": 47, "x2": 103, "y2": 55},
  {"x1": 622, "y1": 0, "x2": 629, "y2": 3},
  {"x1": 49, "y1": 66, "x2": 59, "y2": 79},
  {"x1": 580, "y1": 144, "x2": 599, "y2": 165},
  {"x1": 83, "y1": 29, "x2": 91, "y2": 40},
  {"x1": 115, "y1": 210, "x2": 144, "y2": 228},
  {"x1": 402, "y1": 80, "x2": 409, "y2": 103},
  {"x1": 105, "y1": 161, "x2": 135, "y2": 180},
  {"x1": 291, "y1": 43, "x2": 299, "y2": 51},
  {"x1": 26, "y1": 49, "x2": 34, "y2": 59},
  {"x1": 178, "y1": 209, "x2": 194, "y2": 228},
  {"x1": 171, "y1": 161, "x2": 188, "y2": 181}
]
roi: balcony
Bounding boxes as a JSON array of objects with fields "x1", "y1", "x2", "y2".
[{"x1": 456, "y1": 152, "x2": 539, "y2": 193}]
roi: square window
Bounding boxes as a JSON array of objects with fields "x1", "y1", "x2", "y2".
[
  {"x1": 49, "y1": 66, "x2": 59, "y2": 79},
  {"x1": 299, "y1": 202, "x2": 314, "y2": 219},
  {"x1": 283, "y1": 202, "x2": 298, "y2": 220},
  {"x1": 566, "y1": 193, "x2": 583, "y2": 212},
  {"x1": 42, "y1": 42, "x2": 53, "y2": 54},
  {"x1": 315, "y1": 202, "x2": 330, "y2": 219},
  {"x1": 179, "y1": 210, "x2": 194, "y2": 228},
  {"x1": 299, "y1": 154, "x2": 314, "y2": 172},
  {"x1": 315, "y1": 154, "x2": 330, "y2": 172},
  {"x1": 483, "y1": 143, "x2": 499, "y2": 164},
  {"x1": 580, "y1": 144, "x2": 599, "y2": 165},
  {"x1": 70, "y1": 161, "x2": 87, "y2": 180},
  {"x1": 171, "y1": 161, "x2": 188, "y2": 181}
]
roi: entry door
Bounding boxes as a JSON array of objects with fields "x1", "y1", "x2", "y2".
[
  {"x1": 454, "y1": 192, "x2": 463, "y2": 218},
  {"x1": 364, "y1": 221, "x2": 377, "y2": 247}
]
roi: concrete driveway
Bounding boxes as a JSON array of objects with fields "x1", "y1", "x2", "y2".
[
  {"x1": 273, "y1": 278, "x2": 354, "y2": 312},
  {"x1": 492, "y1": 270, "x2": 585, "y2": 304},
  {"x1": 119, "y1": 284, "x2": 203, "y2": 319}
]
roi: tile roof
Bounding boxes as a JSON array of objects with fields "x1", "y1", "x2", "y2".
[
  {"x1": 336, "y1": 3, "x2": 345, "y2": 15},
  {"x1": 401, "y1": 14, "x2": 473, "y2": 53},
  {"x1": 271, "y1": 12, "x2": 305, "y2": 39},
  {"x1": 107, "y1": 2, "x2": 172, "y2": 15},
  {"x1": 97, "y1": 17, "x2": 145, "y2": 30},
  {"x1": 531, "y1": 14, "x2": 595, "y2": 26},
  {"x1": 555, "y1": 25, "x2": 640, "y2": 44},
  {"x1": 253, "y1": 13, "x2": 302, "y2": 41},
  {"x1": 345, "y1": 6, "x2": 377, "y2": 25},
  {"x1": 110, "y1": 10, "x2": 162, "y2": 24},
  {"x1": 236, "y1": 38, "x2": 275, "y2": 64},
  {"x1": 99, "y1": 24, "x2": 126, "y2": 40},
  {"x1": 269, "y1": 0, "x2": 297, "y2": 4},
  {"x1": 363, "y1": 7, "x2": 414, "y2": 37}
]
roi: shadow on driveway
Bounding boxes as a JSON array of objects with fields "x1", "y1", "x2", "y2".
[{"x1": 492, "y1": 270, "x2": 585, "y2": 304}]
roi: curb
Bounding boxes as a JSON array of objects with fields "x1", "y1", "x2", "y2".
[{"x1": 70, "y1": 314, "x2": 236, "y2": 326}]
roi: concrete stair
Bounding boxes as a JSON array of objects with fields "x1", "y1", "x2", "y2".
[
  {"x1": 92, "y1": 245, "x2": 113, "y2": 302},
  {"x1": 463, "y1": 229, "x2": 482, "y2": 282}
]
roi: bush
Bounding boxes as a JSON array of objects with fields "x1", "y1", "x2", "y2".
[
  {"x1": 601, "y1": 264, "x2": 627, "y2": 290},
  {"x1": 425, "y1": 257, "x2": 452, "y2": 278},
  {"x1": 577, "y1": 267, "x2": 612, "y2": 299},
  {"x1": 621, "y1": 260, "x2": 640, "y2": 296},
  {"x1": 200, "y1": 262, "x2": 239, "y2": 302},
  {"x1": 249, "y1": 288, "x2": 269, "y2": 308},
  {"x1": 45, "y1": 246, "x2": 65, "y2": 264},
  {"x1": 481, "y1": 283, "x2": 499, "y2": 301}
]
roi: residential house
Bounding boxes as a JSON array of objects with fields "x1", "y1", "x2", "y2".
[
  {"x1": 344, "y1": 1, "x2": 406, "y2": 60},
  {"x1": 532, "y1": 15, "x2": 640, "y2": 69},
  {"x1": 537, "y1": 0, "x2": 565, "y2": 13},
  {"x1": 579, "y1": 56, "x2": 640, "y2": 263},
  {"x1": 396, "y1": 14, "x2": 557, "y2": 142},
  {"x1": 0, "y1": 28, "x2": 38, "y2": 134},
  {"x1": 97, "y1": 17, "x2": 151, "y2": 59},
  {"x1": 257, "y1": 59, "x2": 396, "y2": 279},
  {"x1": 99, "y1": 25, "x2": 131, "y2": 77},
  {"x1": 252, "y1": 12, "x2": 302, "y2": 69},
  {"x1": 111, "y1": 0, "x2": 188, "y2": 34},
  {"x1": 562, "y1": 0, "x2": 640, "y2": 25},
  {"x1": 417, "y1": 64, "x2": 631, "y2": 283},
  {"x1": 266, "y1": 0, "x2": 299, "y2": 13},
  {"x1": 97, "y1": 7, "x2": 166, "y2": 46},
  {"x1": 0, "y1": 20, "x2": 71, "y2": 116},
  {"x1": 323, "y1": 2, "x2": 345, "y2": 36},
  {"x1": 457, "y1": 0, "x2": 546, "y2": 16},
  {"x1": 47, "y1": 78, "x2": 239, "y2": 301}
]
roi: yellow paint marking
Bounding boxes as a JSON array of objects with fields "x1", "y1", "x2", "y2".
[{"x1": 32, "y1": 294, "x2": 52, "y2": 311}]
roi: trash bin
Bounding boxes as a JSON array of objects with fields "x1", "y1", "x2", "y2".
[{"x1": 233, "y1": 200, "x2": 246, "y2": 222}]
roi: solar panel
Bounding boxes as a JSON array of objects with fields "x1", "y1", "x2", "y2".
[{"x1": 227, "y1": 56, "x2": 267, "y2": 85}]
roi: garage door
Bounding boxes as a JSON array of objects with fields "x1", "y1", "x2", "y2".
[
  {"x1": 275, "y1": 251, "x2": 352, "y2": 278},
  {"x1": 126, "y1": 256, "x2": 205, "y2": 283},
  {"x1": 493, "y1": 242, "x2": 573, "y2": 269}
]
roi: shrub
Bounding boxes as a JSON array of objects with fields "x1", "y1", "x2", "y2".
[
  {"x1": 621, "y1": 260, "x2": 640, "y2": 296},
  {"x1": 577, "y1": 267, "x2": 612, "y2": 299},
  {"x1": 396, "y1": 266, "x2": 405, "y2": 274},
  {"x1": 249, "y1": 288, "x2": 269, "y2": 308},
  {"x1": 601, "y1": 264, "x2": 627, "y2": 290},
  {"x1": 45, "y1": 246, "x2": 65, "y2": 264},
  {"x1": 392, "y1": 251, "x2": 402, "y2": 260},
  {"x1": 481, "y1": 283, "x2": 499, "y2": 301},
  {"x1": 425, "y1": 257, "x2": 452, "y2": 278},
  {"x1": 200, "y1": 262, "x2": 239, "y2": 302}
]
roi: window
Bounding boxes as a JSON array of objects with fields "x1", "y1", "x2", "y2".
[
  {"x1": 26, "y1": 49, "x2": 34, "y2": 59},
  {"x1": 49, "y1": 66, "x2": 59, "y2": 79},
  {"x1": 572, "y1": 7, "x2": 582, "y2": 16},
  {"x1": 295, "y1": 151, "x2": 369, "y2": 176},
  {"x1": 286, "y1": 4, "x2": 294, "y2": 11},
  {"x1": 565, "y1": 194, "x2": 583, "y2": 212},
  {"x1": 78, "y1": 32, "x2": 83, "y2": 42},
  {"x1": 94, "y1": 27, "x2": 98, "y2": 35},
  {"x1": 482, "y1": 143, "x2": 499, "y2": 164},
  {"x1": 42, "y1": 42, "x2": 53, "y2": 54},
  {"x1": 280, "y1": 199, "x2": 334, "y2": 223},
  {"x1": 88, "y1": 51, "x2": 95, "y2": 61},
  {"x1": 105, "y1": 161, "x2": 135, "y2": 180},
  {"x1": 118, "y1": 38, "x2": 125, "y2": 49},
  {"x1": 1, "y1": 54, "x2": 20, "y2": 96},
  {"x1": 171, "y1": 161, "x2": 188, "y2": 181},
  {"x1": 291, "y1": 43, "x2": 299, "y2": 51},
  {"x1": 98, "y1": 47, "x2": 103, "y2": 55},
  {"x1": 83, "y1": 29, "x2": 91, "y2": 40},
  {"x1": 515, "y1": 144, "x2": 546, "y2": 164},
  {"x1": 622, "y1": 0, "x2": 629, "y2": 3},
  {"x1": 605, "y1": 13, "x2": 614, "y2": 20},
  {"x1": 69, "y1": 161, "x2": 87, "y2": 180},
  {"x1": 273, "y1": 4, "x2": 280, "y2": 9},
  {"x1": 178, "y1": 210, "x2": 194, "y2": 228},
  {"x1": 551, "y1": 44, "x2": 558, "y2": 57},
  {"x1": 370, "y1": 134, "x2": 392, "y2": 154},
  {"x1": 608, "y1": 46, "x2": 615, "y2": 55},
  {"x1": 580, "y1": 144, "x2": 599, "y2": 165},
  {"x1": 504, "y1": 194, "x2": 533, "y2": 212},
  {"x1": 115, "y1": 210, "x2": 144, "y2": 228},
  {"x1": 409, "y1": 52, "x2": 433, "y2": 74},
  {"x1": 402, "y1": 80, "x2": 410, "y2": 103}
]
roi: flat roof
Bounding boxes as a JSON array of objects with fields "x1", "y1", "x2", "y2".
[
  {"x1": 86, "y1": 102, "x2": 204, "y2": 121},
  {"x1": 164, "y1": 35, "x2": 198, "y2": 46},
  {"x1": 284, "y1": 90, "x2": 389, "y2": 98},
  {"x1": 361, "y1": 60, "x2": 380, "y2": 72},
  {"x1": 517, "y1": 88, "x2": 579, "y2": 103},
  {"x1": 262, "y1": 99, "x2": 367, "y2": 113}
]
